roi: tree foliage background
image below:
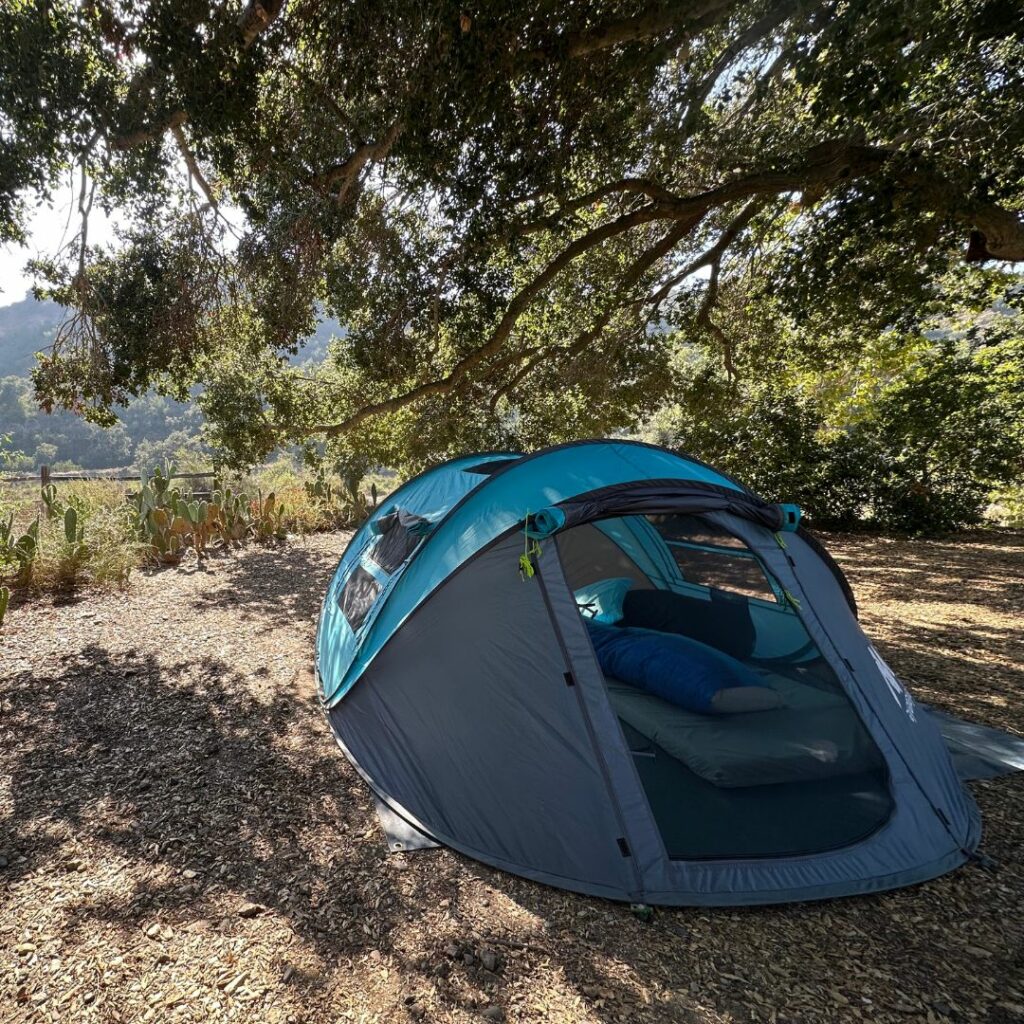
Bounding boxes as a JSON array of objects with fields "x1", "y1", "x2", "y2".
[{"x1": 1, "y1": 0, "x2": 1023, "y2": 530}]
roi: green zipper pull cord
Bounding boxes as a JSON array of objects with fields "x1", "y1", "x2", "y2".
[
  {"x1": 783, "y1": 588, "x2": 801, "y2": 610},
  {"x1": 519, "y1": 511, "x2": 542, "y2": 580},
  {"x1": 774, "y1": 531, "x2": 787, "y2": 549}
]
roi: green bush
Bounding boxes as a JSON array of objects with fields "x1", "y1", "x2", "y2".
[{"x1": 649, "y1": 338, "x2": 1023, "y2": 536}]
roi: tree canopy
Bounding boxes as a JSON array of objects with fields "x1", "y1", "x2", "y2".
[{"x1": 2, "y1": 0, "x2": 1023, "y2": 470}]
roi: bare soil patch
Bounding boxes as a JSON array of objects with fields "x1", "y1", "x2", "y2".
[{"x1": 1, "y1": 529, "x2": 1022, "y2": 1024}]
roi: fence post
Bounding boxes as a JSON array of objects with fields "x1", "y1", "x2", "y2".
[{"x1": 40, "y1": 465, "x2": 50, "y2": 491}]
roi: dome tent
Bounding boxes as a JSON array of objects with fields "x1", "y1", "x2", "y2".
[{"x1": 315, "y1": 440, "x2": 980, "y2": 905}]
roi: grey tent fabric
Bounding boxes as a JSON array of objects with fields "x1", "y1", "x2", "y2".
[
  {"x1": 925, "y1": 707, "x2": 1024, "y2": 780},
  {"x1": 329, "y1": 532, "x2": 644, "y2": 899}
]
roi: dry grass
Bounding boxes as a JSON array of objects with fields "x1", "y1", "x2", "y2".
[
  {"x1": 0, "y1": 530, "x2": 1021, "y2": 1024},
  {"x1": 0, "y1": 467, "x2": 383, "y2": 611}
]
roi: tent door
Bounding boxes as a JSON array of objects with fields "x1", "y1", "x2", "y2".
[
  {"x1": 534, "y1": 540, "x2": 668, "y2": 888},
  {"x1": 547, "y1": 509, "x2": 895, "y2": 864}
]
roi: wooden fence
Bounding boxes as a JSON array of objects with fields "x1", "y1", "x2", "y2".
[{"x1": 1, "y1": 465, "x2": 217, "y2": 488}]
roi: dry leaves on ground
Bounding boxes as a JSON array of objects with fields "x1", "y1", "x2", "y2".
[{"x1": 1, "y1": 529, "x2": 1022, "y2": 1024}]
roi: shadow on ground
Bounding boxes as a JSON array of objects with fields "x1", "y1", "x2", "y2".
[{"x1": 1, "y1": 531, "x2": 1022, "y2": 1023}]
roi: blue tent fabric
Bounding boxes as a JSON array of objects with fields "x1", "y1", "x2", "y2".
[
  {"x1": 321, "y1": 442, "x2": 748, "y2": 705},
  {"x1": 315, "y1": 439, "x2": 991, "y2": 906}
]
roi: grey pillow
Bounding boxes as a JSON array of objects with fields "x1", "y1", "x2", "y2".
[{"x1": 710, "y1": 686, "x2": 784, "y2": 715}]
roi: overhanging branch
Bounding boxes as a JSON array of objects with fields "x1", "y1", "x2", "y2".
[
  {"x1": 523, "y1": 0, "x2": 736, "y2": 61},
  {"x1": 238, "y1": 0, "x2": 286, "y2": 49},
  {"x1": 309, "y1": 141, "x2": 893, "y2": 437},
  {"x1": 965, "y1": 203, "x2": 1024, "y2": 262},
  {"x1": 310, "y1": 120, "x2": 405, "y2": 202},
  {"x1": 172, "y1": 122, "x2": 219, "y2": 210},
  {"x1": 516, "y1": 178, "x2": 679, "y2": 235},
  {"x1": 647, "y1": 197, "x2": 765, "y2": 304},
  {"x1": 109, "y1": 109, "x2": 187, "y2": 151},
  {"x1": 488, "y1": 218, "x2": 696, "y2": 412},
  {"x1": 681, "y1": 0, "x2": 805, "y2": 133},
  {"x1": 310, "y1": 203, "x2": 673, "y2": 435}
]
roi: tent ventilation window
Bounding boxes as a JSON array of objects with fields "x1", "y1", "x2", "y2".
[
  {"x1": 647, "y1": 513, "x2": 779, "y2": 602},
  {"x1": 463, "y1": 457, "x2": 522, "y2": 475},
  {"x1": 370, "y1": 510, "x2": 430, "y2": 573},
  {"x1": 338, "y1": 566, "x2": 381, "y2": 631}
]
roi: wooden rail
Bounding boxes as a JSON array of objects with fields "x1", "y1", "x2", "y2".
[{"x1": 0, "y1": 465, "x2": 217, "y2": 486}]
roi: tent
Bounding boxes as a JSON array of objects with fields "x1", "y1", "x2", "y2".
[{"x1": 315, "y1": 440, "x2": 981, "y2": 905}]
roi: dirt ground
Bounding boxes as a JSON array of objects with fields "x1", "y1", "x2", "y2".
[{"x1": 1, "y1": 529, "x2": 1022, "y2": 1024}]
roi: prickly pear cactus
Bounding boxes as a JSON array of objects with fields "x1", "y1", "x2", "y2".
[
  {"x1": 0, "y1": 514, "x2": 40, "y2": 584},
  {"x1": 41, "y1": 483, "x2": 64, "y2": 519},
  {"x1": 251, "y1": 490, "x2": 288, "y2": 542},
  {"x1": 63, "y1": 506, "x2": 85, "y2": 545}
]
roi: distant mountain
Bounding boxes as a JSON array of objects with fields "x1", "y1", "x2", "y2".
[
  {"x1": 0, "y1": 293, "x2": 343, "y2": 378},
  {"x1": 0, "y1": 294, "x2": 64, "y2": 377},
  {"x1": 292, "y1": 314, "x2": 346, "y2": 364},
  {"x1": 0, "y1": 293, "x2": 345, "y2": 469}
]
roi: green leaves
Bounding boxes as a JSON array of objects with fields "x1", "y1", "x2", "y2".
[
  {"x1": 1, "y1": 0, "x2": 1022, "y2": 470},
  {"x1": 650, "y1": 271, "x2": 1024, "y2": 534}
]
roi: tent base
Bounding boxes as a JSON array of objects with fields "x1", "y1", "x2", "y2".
[
  {"x1": 373, "y1": 795, "x2": 440, "y2": 853},
  {"x1": 926, "y1": 707, "x2": 1024, "y2": 780}
]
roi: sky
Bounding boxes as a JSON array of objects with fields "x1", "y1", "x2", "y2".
[
  {"x1": 0, "y1": 164, "x2": 246, "y2": 309},
  {"x1": 0, "y1": 187, "x2": 120, "y2": 307}
]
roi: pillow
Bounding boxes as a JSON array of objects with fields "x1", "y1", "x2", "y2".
[
  {"x1": 585, "y1": 618, "x2": 778, "y2": 715},
  {"x1": 574, "y1": 577, "x2": 634, "y2": 624},
  {"x1": 620, "y1": 588, "x2": 755, "y2": 660}
]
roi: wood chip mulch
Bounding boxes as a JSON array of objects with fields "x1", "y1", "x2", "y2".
[{"x1": 1, "y1": 529, "x2": 1022, "y2": 1024}]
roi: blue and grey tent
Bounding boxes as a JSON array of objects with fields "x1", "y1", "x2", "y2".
[{"x1": 315, "y1": 440, "x2": 981, "y2": 905}]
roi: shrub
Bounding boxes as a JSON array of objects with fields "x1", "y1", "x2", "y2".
[{"x1": 649, "y1": 336, "x2": 1023, "y2": 536}]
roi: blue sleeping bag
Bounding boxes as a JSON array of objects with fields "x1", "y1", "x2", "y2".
[{"x1": 585, "y1": 618, "x2": 766, "y2": 714}]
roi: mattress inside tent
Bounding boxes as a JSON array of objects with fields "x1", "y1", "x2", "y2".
[
  {"x1": 605, "y1": 667, "x2": 892, "y2": 859},
  {"x1": 604, "y1": 668, "x2": 1024, "y2": 861},
  {"x1": 605, "y1": 669, "x2": 880, "y2": 789}
]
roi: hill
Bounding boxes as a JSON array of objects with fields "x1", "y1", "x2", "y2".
[
  {"x1": 0, "y1": 295, "x2": 343, "y2": 469},
  {"x1": 0, "y1": 293, "x2": 64, "y2": 377}
]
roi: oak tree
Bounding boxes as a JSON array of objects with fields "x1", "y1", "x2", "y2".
[{"x1": 2, "y1": 0, "x2": 1022, "y2": 467}]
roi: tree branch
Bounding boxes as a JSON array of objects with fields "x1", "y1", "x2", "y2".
[
  {"x1": 310, "y1": 120, "x2": 405, "y2": 202},
  {"x1": 487, "y1": 218, "x2": 695, "y2": 412},
  {"x1": 681, "y1": 0, "x2": 805, "y2": 134},
  {"x1": 171, "y1": 122, "x2": 219, "y2": 210},
  {"x1": 524, "y1": 0, "x2": 736, "y2": 61},
  {"x1": 75, "y1": 164, "x2": 97, "y2": 289},
  {"x1": 309, "y1": 141, "x2": 894, "y2": 437},
  {"x1": 311, "y1": 203, "x2": 677, "y2": 435},
  {"x1": 109, "y1": 109, "x2": 187, "y2": 151},
  {"x1": 965, "y1": 203, "x2": 1024, "y2": 262},
  {"x1": 238, "y1": 0, "x2": 286, "y2": 50},
  {"x1": 516, "y1": 178, "x2": 679, "y2": 235},
  {"x1": 695, "y1": 251, "x2": 738, "y2": 380},
  {"x1": 647, "y1": 197, "x2": 764, "y2": 304}
]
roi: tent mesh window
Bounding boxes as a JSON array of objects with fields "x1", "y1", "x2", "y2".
[
  {"x1": 556, "y1": 522, "x2": 655, "y2": 592},
  {"x1": 338, "y1": 565, "x2": 381, "y2": 631},
  {"x1": 647, "y1": 513, "x2": 778, "y2": 601},
  {"x1": 559, "y1": 514, "x2": 894, "y2": 861},
  {"x1": 369, "y1": 511, "x2": 426, "y2": 573}
]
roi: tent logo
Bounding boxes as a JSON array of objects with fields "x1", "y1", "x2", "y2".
[{"x1": 868, "y1": 644, "x2": 917, "y2": 722}]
